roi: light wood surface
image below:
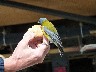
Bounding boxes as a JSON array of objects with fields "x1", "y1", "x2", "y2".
[{"x1": 0, "y1": 0, "x2": 96, "y2": 26}]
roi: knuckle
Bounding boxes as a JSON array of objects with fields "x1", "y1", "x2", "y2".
[{"x1": 34, "y1": 53, "x2": 43, "y2": 62}]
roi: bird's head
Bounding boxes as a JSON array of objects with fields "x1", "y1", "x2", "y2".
[{"x1": 38, "y1": 18, "x2": 47, "y2": 24}]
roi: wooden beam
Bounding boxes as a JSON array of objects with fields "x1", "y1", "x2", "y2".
[
  {"x1": 49, "y1": 47, "x2": 80, "y2": 54},
  {"x1": 1, "y1": 46, "x2": 96, "y2": 60},
  {"x1": 0, "y1": 5, "x2": 61, "y2": 26},
  {"x1": 2, "y1": 47, "x2": 80, "y2": 58},
  {"x1": 0, "y1": 0, "x2": 96, "y2": 26},
  {"x1": 10, "y1": 0, "x2": 96, "y2": 16}
]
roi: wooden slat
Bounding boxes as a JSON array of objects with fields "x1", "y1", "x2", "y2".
[
  {"x1": 10, "y1": 0, "x2": 96, "y2": 16},
  {"x1": 2, "y1": 47, "x2": 96, "y2": 60},
  {"x1": 0, "y1": 0, "x2": 96, "y2": 26},
  {"x1": 0, "y1": 5, "x2": 61, "y2": 26},
  {"x1": 49, "y1": 47, "x2": 80, "y2": 54},
  {"x1": 2, "y1": 47, "x2": 80, "y2": 58}
]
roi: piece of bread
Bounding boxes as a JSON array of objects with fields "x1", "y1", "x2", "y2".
[
  {"x1": 31, "y1": 25, "x2": 43, "y2": 38},
  {"x1": 28, "y1": 25, "x2": 43, "y2": 48},
  {"x1": 28, "y1": 25, "x2": 43, "y2": 37}
]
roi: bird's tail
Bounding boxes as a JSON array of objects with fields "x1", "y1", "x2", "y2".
[
  {"x1": 57, "y1": 43, "x2": 65, "y2": 57},
  {"x1": 57, "y1": 44, "x2": 69, "y2": 71}
]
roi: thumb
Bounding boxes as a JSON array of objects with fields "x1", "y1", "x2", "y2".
[{"x1": 37, "y1": 36, "x2": 50, "y2": 53}]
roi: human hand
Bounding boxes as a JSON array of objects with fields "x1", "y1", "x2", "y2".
[
  {"x1": 80, "y1": 44, "x2": 96, "y2": 53},
  {"x1": 9, "y1": 29, "x2": 50, "y2": 71}
]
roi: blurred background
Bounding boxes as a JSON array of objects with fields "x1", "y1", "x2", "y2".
[{"x1": 0, "y1": 0, "x2": 96, "y2": 72}]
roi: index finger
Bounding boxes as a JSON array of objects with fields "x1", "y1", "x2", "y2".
[
  {"x1": 17, "y1": 30, "x2": 35, "y2": 48},
  {"x1": 42, "y1": 36, "x2": 49, "y2": 46},
  {"x1": 37, "y1": 36, "x2": 49, "y2": 51}
]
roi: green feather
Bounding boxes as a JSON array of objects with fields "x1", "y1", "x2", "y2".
[{"x1": 42, "y1": 20, "x2": 57, "y2": 33}]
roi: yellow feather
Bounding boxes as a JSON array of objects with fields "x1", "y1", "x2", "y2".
[{"x1": 42, "y1": 20, "x2": 57, "y2": 33}]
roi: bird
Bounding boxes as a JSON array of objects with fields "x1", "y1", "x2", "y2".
[{"x1": 38, "y1": 18, "x2": 64, "y2": 57}]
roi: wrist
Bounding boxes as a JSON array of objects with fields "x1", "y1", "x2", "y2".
[{"x1": 4, "y1": 56, "x2": 17, "y2": 72}]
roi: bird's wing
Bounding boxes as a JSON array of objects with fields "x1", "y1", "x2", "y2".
[{"x1": 43, "y1": 26, "x2": 63, "y2": 47}]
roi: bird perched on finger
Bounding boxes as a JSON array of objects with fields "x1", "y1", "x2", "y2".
[{"x1": 38, "y1": 18, "x2": 64, "y2": 57}]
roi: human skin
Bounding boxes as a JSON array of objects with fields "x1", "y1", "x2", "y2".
[{"x1": 4, "y1": 29, "x2": 50, "y2": 72}]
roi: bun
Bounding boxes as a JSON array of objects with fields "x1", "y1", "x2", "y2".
[
  {"x1": 32, "y1": 25, "x2": 43, "y2": 37},
  {"x1": 28, "y1": 25, "x2": 43, "y2": 47}
]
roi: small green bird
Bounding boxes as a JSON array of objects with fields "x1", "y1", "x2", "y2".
[{"x1": 38, "y1": 18, "x2": 64, "y2": 57}]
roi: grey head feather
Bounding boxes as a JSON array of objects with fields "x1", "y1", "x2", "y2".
[{"x1": 38, "y1": 18, "x2": 47, "y2": 24}]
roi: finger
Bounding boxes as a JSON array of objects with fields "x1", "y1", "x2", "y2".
[
  {"x1": 37, "y1": 43, "x2": 50, "y2": 57},
  {"x1": 80, "y1": 45, "x2": 93, "y2": 53},
  {"x1": 43, "y1": 45, "x2": 50, "y2": 55},
  {"x1": 38, "y1": 36, "x2": 50, "y2": 51},
  {"x1": 36, "y1": 44, "x2": 50, "y2": 61},
  {"x1": 80, "y1": 47, "x2": 86, "y2": 53},
  {"x1": 17, "y1": 30, "x2": 35, "y2": 48},
  {"x1": 42, "y1": 36, "x2": 49, "y2": 46}
]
